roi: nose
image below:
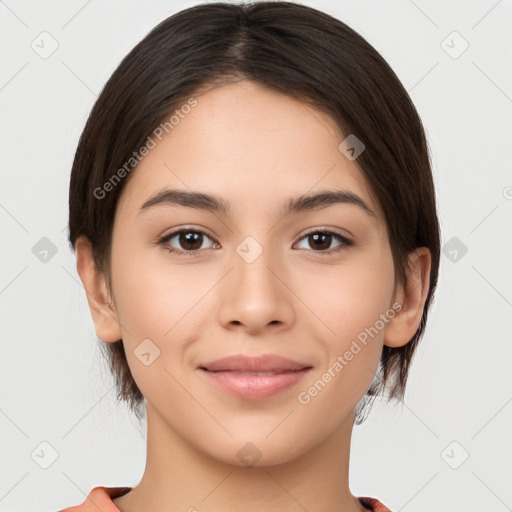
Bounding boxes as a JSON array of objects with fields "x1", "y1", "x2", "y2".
[{"x1": 217, "y1": 241, "x2": 295, "y2": 335}]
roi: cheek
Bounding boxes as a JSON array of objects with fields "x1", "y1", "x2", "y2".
[
  {"x1": 305, "y1": 249, "x2": 395, "y2": 343},
  {"x1": 110, "y1": 241, "x2": 199, "y2": 335},
  {"x1": 108, "y1": 244, "x2": 217, "y2": 396},
  {"x1": 298, "y1": 246, "x2": 394, "y2": 399},
  {"x1": 295, "y1": 268, "x2": 392, "y2": 423},
  {"x1": 108, "y1": 251, "x2": 189, "y2": 399}
]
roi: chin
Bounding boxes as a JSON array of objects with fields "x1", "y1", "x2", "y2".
[{"x1": 201, "y1": 434, "x2": 308, "y2": 469}]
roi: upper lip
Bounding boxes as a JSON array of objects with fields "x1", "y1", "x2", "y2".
[{"x1": 199, "y1": 354, "x2": 312, "y2": 372}]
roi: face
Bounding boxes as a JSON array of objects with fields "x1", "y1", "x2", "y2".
[{"x1": 107, "y1": 80, "x2": 398, "y2": 466}]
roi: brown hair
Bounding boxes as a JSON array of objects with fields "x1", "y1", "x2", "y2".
[{"x1": 68, "y1": 1, "x2": 440, "y2": 423}]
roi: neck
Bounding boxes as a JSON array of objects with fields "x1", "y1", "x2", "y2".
[{"x1": 113, "y1": 403, "x2": 366, "y2": 512}]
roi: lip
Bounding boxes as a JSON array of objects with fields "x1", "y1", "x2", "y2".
[
  {"x1": 199, "y1": 354, "x2": 311, "y2": 372},
  {"x1": 199, "y1": 368, "x2": 311, "y2": 400},
  {"x1": 198, "y1": 354, "x2": 312, "y2": 400}
]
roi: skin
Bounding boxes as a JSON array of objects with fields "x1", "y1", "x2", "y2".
[{"x1": 76, "y1": 80, "x2": 431, "y2": 512}]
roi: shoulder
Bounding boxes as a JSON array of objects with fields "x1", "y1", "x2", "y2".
[
  {"x1": 358, "y1": 496, "x2": 393, "y2": 512},
  {"x1": 58, "y1": 488, "x2": 389, "y2": 512},
  {"x1": 58, "y1": 486, "x2": 132, "y2": 512}
]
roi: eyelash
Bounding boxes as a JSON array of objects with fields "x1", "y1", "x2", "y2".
[{"x1": 157, "y1": 227, "x2": 353, "y2": 257}]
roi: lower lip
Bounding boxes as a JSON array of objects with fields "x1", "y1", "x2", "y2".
[{"x1": 199, "y1": 368, "x2": 311, "y2": 400}]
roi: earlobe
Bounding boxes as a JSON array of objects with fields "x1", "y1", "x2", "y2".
[
  {"x1": 75, "y1": 236, "x2": 122, "y2": 343},
  {"x1": 384, "y1": 247, "x2": 432, "y2": 348}
]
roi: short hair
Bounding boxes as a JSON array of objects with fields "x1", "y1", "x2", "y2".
[{"x1": 68, "y1": 1, "x2": 441, "y2": 424}]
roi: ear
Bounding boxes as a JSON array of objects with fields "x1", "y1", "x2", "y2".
[
  {"x1": 75, "y1": 236, "x2": 122, "y2": 343},
  {"x1": 384, "y1": 247, "x2": 432, "y2": 348}
]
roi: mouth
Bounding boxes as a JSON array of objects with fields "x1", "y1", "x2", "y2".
[
  {"x1": 202, "y1": 370, "x2": 303, "y2": 376},
  {"x1": 198, "y1": 360, "x2": 312, "y2": 400},
  {"x1": 198, "y1": 353, "x2": 312, "y2": 373}
]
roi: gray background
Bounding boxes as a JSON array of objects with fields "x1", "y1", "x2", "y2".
[{"x1": 1, "y1": 0, "x2": 511, "y2": 511}]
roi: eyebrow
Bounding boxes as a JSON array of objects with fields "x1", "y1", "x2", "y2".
[{"x1": 138, "y1": 188, "x2": 376, "y2": 218}]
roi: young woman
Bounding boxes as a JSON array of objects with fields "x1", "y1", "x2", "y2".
[{"x1": 60, "y1": 2, "x2": 440, "y2": 511}]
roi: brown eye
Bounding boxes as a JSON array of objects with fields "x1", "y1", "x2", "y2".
[
  {"x1": 307, "y1": 232, "x2": 332, "y2": 251},
  {"x1": 295, "y1": 230, "x2": 352, "y2": 254},
  {"x1": 178, "y1": 231, "x2": 204, "y2": 251},
  {"x1": 159, "y1": 229, "x2": 218, "y2": 255}
]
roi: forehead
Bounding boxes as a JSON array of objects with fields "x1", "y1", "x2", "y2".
[{"x1": 116, "y1": 80, "x2": 383, "y2": 223}]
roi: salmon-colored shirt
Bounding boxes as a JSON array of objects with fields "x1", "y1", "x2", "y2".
[{"x1": 58, "y1": 486, "x2": 392, "y2": 511}]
